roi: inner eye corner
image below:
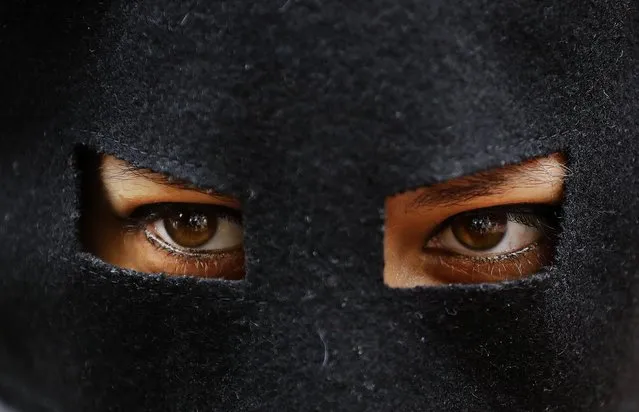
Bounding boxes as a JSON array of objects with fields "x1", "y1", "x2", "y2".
[
  {"x1": 75, "y1": 150, "x2": 247, "y2": 282},
  {"x1": 382, "y1": 155, "x2": 566, "y2": 289}
]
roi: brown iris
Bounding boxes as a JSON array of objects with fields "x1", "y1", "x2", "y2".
[
  {"x1": 451, "y1": 213, "x2": 507, "y2": 251},
  {"x1": 164, "y1": 210, "x2": 217, "y2": 248}
]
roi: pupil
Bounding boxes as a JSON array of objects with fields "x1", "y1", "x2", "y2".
[
  {"x1": 452, "y1": 213, "x2": 507, "y2": 251},
  {"x1": 184, "y1": 212, "x2": 207, "y2": 231},
  {"x1": 165, "y1": 210, "x2": 217, "y2": 248}
]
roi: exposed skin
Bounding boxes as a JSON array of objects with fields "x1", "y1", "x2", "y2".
[{"x1": 83, "y1": 153, "x2": 565, "y2": 286}]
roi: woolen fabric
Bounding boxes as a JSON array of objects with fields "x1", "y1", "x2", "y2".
[{"x1": 0, "y1": 1, "x2": 637, "y2": 410}]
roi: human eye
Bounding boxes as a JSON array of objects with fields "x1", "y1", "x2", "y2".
[
  {"x1": 422, "y1": 204, "x2": 560, "y2": 283},
  {"x1": 82, "y1": 154, "x2": 245, "y2": 280},
  {"x1": 383, "y1": 154, "x2": 566, "y2": 287},
  {"x1": 131, "y1": 203, "x2": 242, "y2": 254},
  {"x1": 124, "y1": 203, "x2": 244, "y2": 278}
]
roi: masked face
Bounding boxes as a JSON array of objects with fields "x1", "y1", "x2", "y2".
[
  {"x1": 83, "y1": 153, "x2": 566, "y2": 287},
  {"x1": 0, "y1": 1, "x2": 637, "y2": 411}
]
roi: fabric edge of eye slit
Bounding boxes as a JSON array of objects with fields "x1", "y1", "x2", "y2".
[{"x1": 391, "y1": 266, "x2": 558, "y2": 292}]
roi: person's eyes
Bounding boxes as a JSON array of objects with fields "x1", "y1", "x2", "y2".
[
  {"x1": 81, "y1": 154, "x2": 246, "y2": 280},
  {"x1": 83, "y1": 153, "x2": 564, "y2": 284},
  {"x1": 129, "y1": 203, "x2": 243, "y2": 254},
  {"x1": 422, "y1": 204, "x2": 559, "y2": 282},
  {"x1": 383, "y1": 154, "x2": 566, "y2": 287},
  {"x1": 121, "y1": 202, "x2": 245, "y2": 279},
  {"x1": 427, "y1": 204, "x2": 558, "y2": 257},
  {"x1": 125, "y1": 203, "x2": 244, "y2": 276}
]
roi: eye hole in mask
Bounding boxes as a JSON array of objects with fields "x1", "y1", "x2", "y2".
[
  {"x1": 81, "y1": 154, "x2": 245, "y2": 280},
  {"x1": 383, "y1": 153, "x2": 566, "y2": 287}
]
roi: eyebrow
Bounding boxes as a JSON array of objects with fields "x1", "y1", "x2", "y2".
[
  {"x1": 410, "y1": 158, "x2": 566, "y2": 208},
  {"x1": 106, "y1": 155, "x2": 565, "y2": 209},
  {"x1": 107, "y1": 162, "x2": 237, "y2": 202}
]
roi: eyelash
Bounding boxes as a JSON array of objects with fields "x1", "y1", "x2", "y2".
[
  {"x1": 458, "y1": 242, "x2": 540, "y2": 263},
  {"x1": 428, "y1": 204, "x2": 561, "y2": 240},
  {"x1": 424, "y1": 203, "x2": 561, "y2": 266},
  {"x1": 123, "y1": 203, "x2": 242, "y2": 230}
]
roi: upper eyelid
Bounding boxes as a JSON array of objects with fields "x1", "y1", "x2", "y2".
[
  {"x1": 128, "y1": 203, "x2": 243, "y2": 221},
  {"x1": 452, "y1": 204, "x2": 557, "y2": 217},
  {"x1": 426, "y1": 204, "x2": 559, "y2": 241}
]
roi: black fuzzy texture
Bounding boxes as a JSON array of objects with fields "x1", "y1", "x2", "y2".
[{"x1": 0, "y1": 1, "x2": 638, "y2": 411}]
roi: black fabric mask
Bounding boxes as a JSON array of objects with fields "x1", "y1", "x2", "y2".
[{"x1": 1, "y1": 1, "x2": 638, "y2": 411}]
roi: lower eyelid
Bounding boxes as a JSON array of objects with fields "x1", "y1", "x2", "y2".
[
  {"x1": 143, "y1": 230, "x2": 245, "y2": 278},
  {"x1": 422, "y1": 243, "x2": 538, "y2": 267},
  {"x1": 422, "y1": 240, "x2": 540, "y2": 260},
  {"x1": 420, "y1": 242, "x2": 553, "y2": 283},
  {"x1": 453, "y1": 242, "x2": 541, "y2": 263}
]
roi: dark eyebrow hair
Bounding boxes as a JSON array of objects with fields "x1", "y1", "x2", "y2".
[
  {"x1": 409, "y1": 158, "x2": 567, "y2": 208},
  {"x1": 103, "y1": 159, "x2": 237, "y2": 201},
  {"x1": 117, "y1": 164, "x2": 199, "y2": 189}
]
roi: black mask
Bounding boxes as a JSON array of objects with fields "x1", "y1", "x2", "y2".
[{"x1": 1, "y1": 1, "x2": 638, "y2": 410}]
